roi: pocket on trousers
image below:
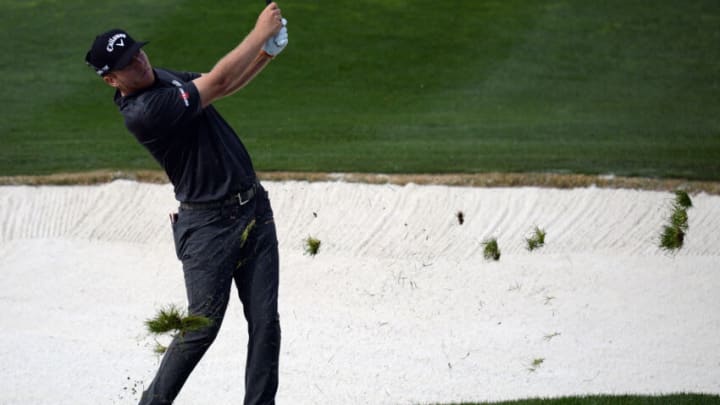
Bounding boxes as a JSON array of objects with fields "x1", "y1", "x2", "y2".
[
  {"x1": 172, "y1": 209, "x2": 238, "y2": 264},
  {"x1": 172, "y1": 214, "x2": 186, "y2": 261}
]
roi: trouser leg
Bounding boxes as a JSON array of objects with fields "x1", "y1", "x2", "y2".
[
  {"x1": 139, "y1": 276, "x2": 232, "y2": 405},
  {"x1": 235, "y1": 218, "x2": 281, "y2": 405},
  {"x1": 140, "y1": 211, "x2": 240, "y2": 405}
]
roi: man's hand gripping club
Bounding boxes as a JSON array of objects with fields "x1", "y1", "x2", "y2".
[{"x1": 263, "y1": 17, "x2": 288, "y2": 57}]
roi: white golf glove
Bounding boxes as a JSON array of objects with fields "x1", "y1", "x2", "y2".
[{"x1": 263, "y1": 18, "x2": 288, "y2": 57}]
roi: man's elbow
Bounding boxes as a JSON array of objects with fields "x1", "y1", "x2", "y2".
[{"x1": 194, "y1": 72, "x2": 231, "y2": 107}]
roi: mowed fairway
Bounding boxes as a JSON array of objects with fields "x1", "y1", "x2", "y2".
[{"x1": 1, "y1": 0, "x2": 719, "y2": 178}]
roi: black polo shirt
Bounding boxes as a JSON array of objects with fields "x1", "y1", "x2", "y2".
[{"x1": 114, "y1": 68, "x2": 257, "y2": 203}]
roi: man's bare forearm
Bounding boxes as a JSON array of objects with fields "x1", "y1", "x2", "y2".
[
  {"x1": 195, "y1": 30, "x2": 267, "y2": 107},
  {"x1": 194, "y1": 3, "x2": 283, "y2": 107},
  {"x1": 210, "y1": 30, "x2": 266, "y2": 90},
  {"x1": 223, "y1": 50, "x2": 273, "y2": 96}
]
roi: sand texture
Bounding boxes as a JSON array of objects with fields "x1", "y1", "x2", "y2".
[{"x1": 1, "y1": 180, "x2": 719, "y2": 404}]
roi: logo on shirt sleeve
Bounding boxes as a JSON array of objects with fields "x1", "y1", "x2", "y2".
[
  {"x1": 170, "y1": 80, "x2": 190, "y2": 108},
  {"x1": 178, "y1": 88, "x2": 190, "y2": 107}
]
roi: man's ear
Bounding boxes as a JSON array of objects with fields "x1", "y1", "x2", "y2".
[{"x1": 103, "y1": 74, "x2": 119, "y2": 88}]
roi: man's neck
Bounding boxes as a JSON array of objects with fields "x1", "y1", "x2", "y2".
[{"x1": 120, "y1": 70, "x2": 157, "y2": 97}]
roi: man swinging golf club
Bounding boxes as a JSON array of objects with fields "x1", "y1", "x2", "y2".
[{"x1": 85, "y1": 3, "x2": 288, "y2": 404}]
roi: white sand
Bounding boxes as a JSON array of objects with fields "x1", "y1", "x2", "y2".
[{"x1": 1, "y1": 180, "x2": 719, "y2": 405}]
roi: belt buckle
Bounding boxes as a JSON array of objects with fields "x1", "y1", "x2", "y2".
[{"x1": 237, "y1": 184, "x2": 255, "y2": 206}]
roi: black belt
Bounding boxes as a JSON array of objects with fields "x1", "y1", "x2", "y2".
[{"x1": 179, "y1": 183, "x2": 258, "y2": 210}]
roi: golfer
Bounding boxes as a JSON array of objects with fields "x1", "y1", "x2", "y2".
[{"x1": 85, "y1": 3, "x2": 287, "y2": 404}]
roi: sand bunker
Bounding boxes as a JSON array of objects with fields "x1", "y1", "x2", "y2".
[{"x1": 1, "y1": 180, "x2": 719, "y2": 404}]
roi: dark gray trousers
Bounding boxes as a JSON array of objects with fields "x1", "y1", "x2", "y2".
[{"x1": 139, "y1": 186, "x2": 280, "y2": 405}]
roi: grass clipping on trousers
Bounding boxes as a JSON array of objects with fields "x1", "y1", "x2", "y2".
[{"x1": 145, "y1": 304, "x2": 213, "y2": 354}]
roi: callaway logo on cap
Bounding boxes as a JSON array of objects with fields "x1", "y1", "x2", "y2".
[{"x1": 85, "y1": 29, "x2": 148, "y2": 76}]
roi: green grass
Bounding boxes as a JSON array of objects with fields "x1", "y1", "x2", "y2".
[
  {"x1": 674, "y1": 190, "x2": 693, "y2": 209},
  {"x1": 145, "y1": 304, "x2": 212, "y2": 337},
  {"x1": 482, "y1": 237, "x2": 501, "y2": 261},
  {"x1": 659, "y1": 189, "x2": 694, "y2": 251},
  {"x1": 144, "y1": 304, "x2": 213, "y2": 354},
  {"x1": 304, "y1": 236, "x2": 321, "y2": 256},
  {"x1": 1, "y1": 0, "x2": 720, "y2": 178},
  {"x1": 660, "y1": 224, "x2": 685, "y2": 251},
  {"x1": 427, "y1": 393, "x2": 720, "y2": 405},
  {"x1": 526, "y1": 226, "x2": 547, "y2": 251}
]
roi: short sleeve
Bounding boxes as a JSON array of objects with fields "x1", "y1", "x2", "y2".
[
  {"x1": 128, "y1": 81, "x2": 202, "y2": 140},
  {"x1": 163, "y1": 69, "x2": 202, "y2": 82}
]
